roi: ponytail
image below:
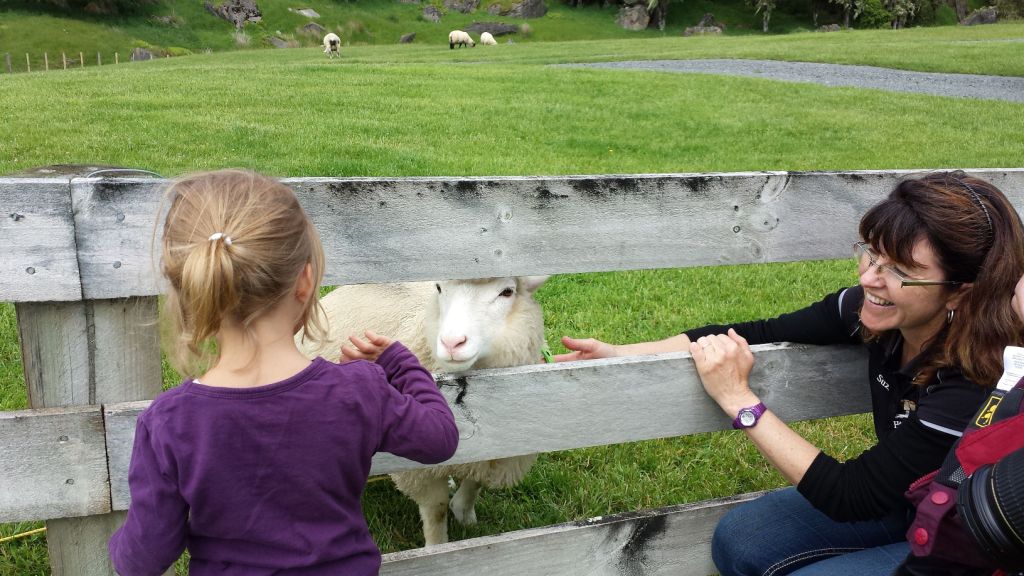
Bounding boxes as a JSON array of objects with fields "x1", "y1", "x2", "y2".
[{"x1": 178, "y1": 236, "x2": 240, "y2": 361}]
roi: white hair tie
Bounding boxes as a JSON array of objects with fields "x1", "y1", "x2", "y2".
[{"x1": 208, "y1": 232, "x2": 233, "y2": 246}]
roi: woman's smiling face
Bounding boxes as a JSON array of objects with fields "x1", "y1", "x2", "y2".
[{"x1": 858, "y1": 238, "x2": 962, "y2": 346}]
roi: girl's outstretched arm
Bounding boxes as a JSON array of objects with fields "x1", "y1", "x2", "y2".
[{"x1": 372, "y1": 342, "x2": 459, "y2": 464}]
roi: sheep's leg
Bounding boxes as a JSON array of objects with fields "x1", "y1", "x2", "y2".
[
  {"x1": 449, "y1": 478, "x2": 482, "y2": 526},
  {"x1": 417, "y1": 476, "x2": 451, "y2": 547}
]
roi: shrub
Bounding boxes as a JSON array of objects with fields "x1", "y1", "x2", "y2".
[
  {"x1": 995, "y1": 0, "x2": 1024, "y2": 18},
  {"x1": 856, "y1": 0, "x2": 893, "y2": 26},
  {"x1": 931, "y1": 3, "x2": 959, "y2": 23}
]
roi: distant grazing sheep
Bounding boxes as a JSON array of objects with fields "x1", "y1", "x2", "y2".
[
  {"x1": 323, "y1": 33, "x2": 341, "y2": 58},
  {"x1": 298, "y1": 276, "x2": 548, "y2": 546},
  {"x1": 448, "y1": 30, "x2": 475, "y2": 49},
  {"x1": 480, "y1": 32, "x2": 497, "y2": 45}
]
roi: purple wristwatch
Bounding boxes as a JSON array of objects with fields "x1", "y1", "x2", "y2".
[{"x1": 732, "y1": 402, "x2": 767, "y2": 429}]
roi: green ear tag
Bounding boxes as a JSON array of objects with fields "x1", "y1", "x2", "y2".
[{"x1": 541, "y1": 344, "x2": 554, "y2": 364}]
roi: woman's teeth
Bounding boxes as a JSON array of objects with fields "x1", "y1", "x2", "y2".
[{"x1": 866, "y1": 293, "x2": 894, "y2": 307}]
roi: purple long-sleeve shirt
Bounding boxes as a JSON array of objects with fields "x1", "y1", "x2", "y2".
[{"x1": 109, "y1": 343, "x2": 458, "y2": 576}]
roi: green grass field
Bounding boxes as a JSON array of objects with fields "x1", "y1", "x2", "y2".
[
  {"x1": 2, "y1": 23, "x2": 1024, "y2": 574},
  {"x1": 0, "y1": 0, "x2": 942, "y2": 70}
]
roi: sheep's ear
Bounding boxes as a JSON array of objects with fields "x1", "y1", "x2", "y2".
[{"x1": 520, "y1": 275, "x2": 549, "y2": 294}]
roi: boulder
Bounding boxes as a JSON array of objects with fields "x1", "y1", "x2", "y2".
[
  {"x1": 422, "y1": 5, "x2": 442, "y2": 21},
  {"x1": 302, "y1": 22, "x2": 326, "y2": 35},
  {"x1": 616, "y1": 4, "x2": 649, "y2": 30},
  {"x1": 682, "y1": 25, "x2": 721, "y2": 35},
  {"x1": 816, "y1": 23, "x2": 841, "y2": 31},
  {"x1": 488, "y1": 3, "x2": 502, "y2": 13},
  {"x1": 505, "y1": 0, "x2": 547, "y2": 18},
  {"x1": 151, "y1": 15, "x2": 183, "y2": 27},
  {"x1": 400, "y1": 32, "x2": 416, "y2": 43},
  {"x1": 204, "y1": 0, "x2": 262, "y2": 28},
  {"x1": 444, "y1": 0, "x2": 480, "y2": 13},
  {"x1": 696, "y1": 12, "x2": 724, "y2": 29},
  {"x1": 268, "y1": 36, "x2": 298, "y2": 48},
  {"x1": 464, "y1": 21, "x2": 519, "y2": 35},
  {"x1": 961, "y1": 6, "x2": 998, "y2": 25}
]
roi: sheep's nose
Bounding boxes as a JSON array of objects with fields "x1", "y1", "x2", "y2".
[{"x1": 441, "y1": 335, "x2": 468, "y2": 357}]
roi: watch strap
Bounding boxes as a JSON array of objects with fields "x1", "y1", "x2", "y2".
[{"x1": 732, "y1": 402, "x2": 767, "y2": 429}]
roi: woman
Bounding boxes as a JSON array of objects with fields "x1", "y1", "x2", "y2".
[{"x1": 555, "y1": 172, "x2": 1024, "y2": 575}]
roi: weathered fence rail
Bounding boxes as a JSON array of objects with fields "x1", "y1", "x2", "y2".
[{"x1": 3, "y1": 168, "x2": 1024, "y2": 575}]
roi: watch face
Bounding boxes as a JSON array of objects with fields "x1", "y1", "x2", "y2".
[{"x1": 739, "y1": 410, "x2": 756, "y2": 427}]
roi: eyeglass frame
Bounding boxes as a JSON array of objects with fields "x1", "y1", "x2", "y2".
[{"x1": 853, "y1": 242, "x2": 962, "y2": 288}]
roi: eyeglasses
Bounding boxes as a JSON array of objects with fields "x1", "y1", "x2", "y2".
[{"x1": 853, "y1": 242, "x2": 961, "y2": 288}]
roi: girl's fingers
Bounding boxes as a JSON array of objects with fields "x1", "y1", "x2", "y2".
[
  {"x1": 348, "y1": 334, "x2": 374, "y2": 353},
  {"x1": 365, "y1": 330, "x2": 391, "y2": 347},
  {"x1": 340, "y1": 344, "x2": 365, "y2": 361}
]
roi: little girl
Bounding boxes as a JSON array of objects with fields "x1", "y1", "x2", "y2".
[{"x1": 108, "y1": 169, "x2": 459, "y2": 575}]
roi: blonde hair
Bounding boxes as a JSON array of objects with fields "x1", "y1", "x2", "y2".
[{"x1": 160, "y1": 169, "x2": 326, "y2": 375}]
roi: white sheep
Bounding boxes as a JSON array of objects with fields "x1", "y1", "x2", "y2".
[
  {"x1": 323, "y1": 33, "x2": 341, "y2": 58},
  {"x1": 299, "y1": 276, "x2": 548, "y2": 546},
  {"x1": 448, "y1": 30, "x2": 475, "y2": 49},
  {"x1": 480, "y1": 32, "x2": 497, "y2": 46}
]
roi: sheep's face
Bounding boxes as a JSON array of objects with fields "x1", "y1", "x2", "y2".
[{"x1": 429, "y1": 276, "x2": 547, "y2": 371}]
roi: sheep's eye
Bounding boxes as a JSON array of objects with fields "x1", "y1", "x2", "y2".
[
  {"x1": 499, "y1": 288, "x2": 514, "y2": 298},
  {"x1": 435, "y1": 283, "x2": 442, "y2": 294}
]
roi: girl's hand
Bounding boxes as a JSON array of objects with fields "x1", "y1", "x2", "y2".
[
  {"x1": 689, "y1": 329, "x2": 759, "y2": 416},
  {"x1": 552, "y1": 336, "x2": 618, "y2": 362},
  {"x1": 341, "y1": 330, "x2": 394, "y2": 363}
]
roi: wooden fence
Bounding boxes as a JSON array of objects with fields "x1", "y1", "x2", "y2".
[
  {"x1": 3, "y1": 168, "x2": 1024, "y2": 575},
  {"x1": 3, "y1": 50, "x2": 166, "y2": 74}
]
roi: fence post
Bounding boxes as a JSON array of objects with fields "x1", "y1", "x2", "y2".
[
  {"x1": 44, "y1": 52, "x2": 48, "y2": 71},
  {"x1": 62, "y1": 52, "x2": 67, "y2": 70},
  {"x1": 16, "y1": 172, "x2": 167, "y2": 576},
  {"x1": 26, "y1": 53, "x2": 30, "y2": 72},
  {"x1": 4, "y1": 53, "x2": 11, "y2": 74},
  {"x1": 79, "y1": 52, "x2": 84, "y2": 68},
  {"x1": 17, "y1": 299, "x2": 163, "y2": 575},
  {"x1": 97, "y1": 52, "x2": 101, "y2": 66},
  {"x1": 115, "y1": 52, "x2": 119, "y2": 65}
]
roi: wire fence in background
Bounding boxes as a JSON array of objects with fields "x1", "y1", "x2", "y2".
[{"x1": 4, "y1": 49, "x2": 170, "y2": 74}]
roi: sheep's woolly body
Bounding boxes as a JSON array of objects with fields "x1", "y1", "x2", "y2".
[
  {"x1": 322, "y1": 33, "x2": 341, "y2": 58},
  {"x1": 480, "y1": 32, "x2": 497, "y2": 45},
  {"x1": 298, "y1": 277, "x2": 545, "y2": 545},
  {"x1": 448, "y1": 30, "x2": 475, "y2": 48}
]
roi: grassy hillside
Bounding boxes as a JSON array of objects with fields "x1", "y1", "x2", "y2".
[
  {"x1": 0, "y1": 0, "x2": 959, "y2": 71},
  {"x1": 3, "y1": 25, "x2": 1024, "y2": 180}
]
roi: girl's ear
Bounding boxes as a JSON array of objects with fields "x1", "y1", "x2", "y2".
[{"x1": 295, "y1": 263, "x2": 315, "y2": 304}]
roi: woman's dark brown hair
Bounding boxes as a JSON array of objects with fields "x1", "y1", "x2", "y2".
[{"x1": 858, "y1": 171, "x2": 1024, "y2": 387}]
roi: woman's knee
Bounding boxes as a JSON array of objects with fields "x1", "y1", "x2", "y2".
[{"x1": 712, "y1": 504, "x2": 760, "y2": 576}]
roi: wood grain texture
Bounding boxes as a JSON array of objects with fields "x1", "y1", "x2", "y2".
[
  {"x1": 15, "y1": 296, "x2": 163, "y2": 574},
  {"x1": 0, "y1": 406, "x2": 109, "y2": 523},
  {"x1": 381, "y1": 491, "x2": 768, "y2": 576},
  {"x1": 0, "y1": 179, "x2": 81, "y2": 302},
  {"x1": 90, "y1": 298, "x2": 162, "y2": 404},
  {"x1": 53, "y1": 169, "x2": 1024, "y2": 298},
  {"x1": 17, "y1": 302, "x2": 92, "y2": 408},
  {"x1": 103, "y1": 344, "x2": 868, "y2": 511}
]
